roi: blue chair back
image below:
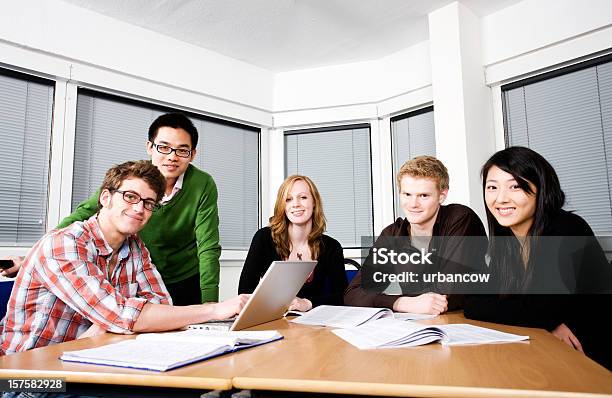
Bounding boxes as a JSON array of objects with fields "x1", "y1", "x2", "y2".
[
  {"x1": 0, "y1": 279, "x2": 14, "y2": 321},
  {"x1": 344, "y1": 258, "x2": 361, "y2": 282}
]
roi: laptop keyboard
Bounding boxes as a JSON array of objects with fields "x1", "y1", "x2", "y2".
[{"x1": 187, "y1": 317, "x2": 236, "y2": 331}]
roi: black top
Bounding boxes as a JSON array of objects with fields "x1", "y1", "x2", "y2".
[
  {"x1": 344, "y1": 204, "x2": 488, "y2": 310},
  {"x1": 238, "y1": 227, "x2": 348, "y2": 307},
  {"x1": 464, "y1": 209, "x2": 611, "y2": 369}
]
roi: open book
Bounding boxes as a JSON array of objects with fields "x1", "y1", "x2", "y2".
[
  {"x1": 332, "y1": 318, "x2": 529, "y2": 349},
  {"x1": 60, "y1": 329, "x2": 282, "y2": 371},
  {"x1": 289, "y1": 305, "x2": 436, "y2": 328}
]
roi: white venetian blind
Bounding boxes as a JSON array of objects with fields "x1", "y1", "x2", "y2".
[
  {"x1": 72, "y1": 89, "x2": 259, "y2": 248},
  {"x1": 285, "y1": 125, "x2": 373, "y2": 248},
  {"x1": 0, "y1": 71, "x2": 53, "y2": 245},
  {"x1": 503, "y1": 59, "x2": 612, "y2": 235},
  {"x1": 391, "y1": 107, "x2": 436, "y2": 219},
  {"x1": 72, "y1": 92, "x2": 155, "y2": 209},
  {"x1": 191, "y1": 119, "x2": 259, "y2": 249}
]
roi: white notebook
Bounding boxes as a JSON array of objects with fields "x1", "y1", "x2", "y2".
[
  {"x1": 289, "y1": 305, "x2": 436, "y2": 328},
  {"x1": 60, "y1": 329, "x2": 282, "y2": 371},
  {"x1": 332, "y1": 318, "x2": 529, "y2": 349}
]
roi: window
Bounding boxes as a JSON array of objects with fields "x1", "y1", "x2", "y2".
[
  {"x1": 285, "y1": 125, "x2": 373, "y2": 248},
  {"x1": 502, "y1": 55, "x2": 612, "y2": 235},
  {"x1": 191, "y1": 119, "x2": 259, "y2": 249},
  {"x1": 390, "y1": 107, "x2": 436, "y2": 219},
  {"x1": 0, "y1": 69, "x2": 54, "y2": 245},
  {"x1": 73, "y1": 89, "x2": 259, "y2": 249}
]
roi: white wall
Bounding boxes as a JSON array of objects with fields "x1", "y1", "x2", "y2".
[
  {"x1": 0, "y1": 0, "x2": 277, "y2": 301},
  {"x1": 482, "y1": 0, "x2": 612, "y2": 67},
  {"x1": 2, "y1": 0, "x2": 612, "y2": 298},
  {"x1": 271, "y1": 0, "x2": 612, "y2": 229},
  {"x1": 428, "y1": 2, "x2": 494, "y2": 219},
  {"x1": 219, "y1": 260, "x2": 246, "y2": 300},
  {"x1": 482, "y1": 0, "x2": 612, "y2": 85},
  {"x1": 273, "y1": 41, "x2": 432, "y2": 112},
  {"x1": 0, "y1": 0, "x2": 275, "y2": 125}
]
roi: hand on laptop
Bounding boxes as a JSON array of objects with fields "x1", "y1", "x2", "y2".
[
  {"x1": 288, "y1": 297, "x2": 313, "y2": 312},
  {"x1": 0, "y1": 255, "x2": 24, "y2": 278},
  {"x1": 210, "y1": 294, "x2": 250, "y2": 320}
]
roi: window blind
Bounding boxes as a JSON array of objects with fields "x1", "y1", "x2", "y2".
[
  {"x1": 191, "y1": 119, "x2": 259, "y2": 249},
  {"x1": 391, "y1": 108, "x2": 436, "y2": 219},
  {"x1": 503, "y1": 60, "x2": 612, "y2": 235},
  {"x1": 0, "y1": 71, "x2": 53, "y2": 245},
  {"x1": 285, "y1": 126, "x2": 373, "y2": 248},
  {"x1": 73, "y1": 89, "x2": 259, "y2": 249}
]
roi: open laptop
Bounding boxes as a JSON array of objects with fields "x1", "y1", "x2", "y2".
[{"x1": 189, "y1": 260, "x2": 317, "y2": 331}]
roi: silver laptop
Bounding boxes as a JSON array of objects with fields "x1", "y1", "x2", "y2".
[{"x1": 189, "y1": 260, "x2": 317, "y2": 331}]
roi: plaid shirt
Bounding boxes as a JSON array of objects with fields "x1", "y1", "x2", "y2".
[{"x1": 0, "y1": 217, "x2": 171, "y2": 355}]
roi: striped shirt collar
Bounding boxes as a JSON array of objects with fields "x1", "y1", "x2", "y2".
[
  {"x1": 160, "y1": 171, "x2": 185, "y2": 204},
  {"x1": 86, "y1": 216, "x2": 130, "y2": 260}
]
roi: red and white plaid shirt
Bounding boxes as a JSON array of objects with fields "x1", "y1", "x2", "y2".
[{"x1": 0, "y1": 217, "x2": 171, "y2": 355}]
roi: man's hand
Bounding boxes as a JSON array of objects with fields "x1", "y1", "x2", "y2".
[
  {"x1": 288, "y1": 297, "x2": 313, "y2": 312},
  {"x1": 209, "y1": 294, "x2": 250, "y2": 320},
  {"x1": 77, "y1": 324, "x2": 107, "y2": 340},
  {"x1": 552, "y1": 323, "x2": 584, "y2": 352},
  {"x1": 0, "y1": 256, "x2": 24, "y2": 278},
  {"x1": 392, "y1": 293, "x2": 448, "y2": 315}
]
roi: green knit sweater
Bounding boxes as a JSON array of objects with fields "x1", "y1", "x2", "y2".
[{"x1": 58, "y1": 164, "x2": 221, "y2": 302}]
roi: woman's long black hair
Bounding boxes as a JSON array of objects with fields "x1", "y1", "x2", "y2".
[{"x1": 481, "y1": 146, "x2": 565, "y2": 292}]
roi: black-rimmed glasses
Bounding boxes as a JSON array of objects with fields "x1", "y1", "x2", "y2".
[
  {"x1": 151, "y1": 142, "x2": 192, "y2": 158},
  {"x1": 112, "y1": 190, "x2": 159, "y2": 211}
]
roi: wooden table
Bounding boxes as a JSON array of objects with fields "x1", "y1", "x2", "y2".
[
  {"x1": 1, "y1": 313, "x2": 611, "y2": 397},
  {"x1": 0, "y1": 331, "x2": 237, "y2": 391}
]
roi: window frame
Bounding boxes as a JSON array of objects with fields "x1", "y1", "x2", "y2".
[
  {"x1": 389, "y1": 105, "x2": 435, "y2": 220},
  {"x1": 284, "y1": 123, "x2": 375, "y2": 249},
  {"x1": 500, "y1": 53, "x2": 612, "y2": 247},
  {"x1": 0, "y1": 67, "x2": 55, "y2": 246},
  {"x1": 71, "y1": 87, "x2": 262, "y2": 250}
]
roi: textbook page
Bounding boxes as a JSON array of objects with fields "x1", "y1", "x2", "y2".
[
  {"x1": 290, "y1": 305, "x2": 393, "y2": 328},
  {"x1": 61, "y1": 329, "x2": 283, "y2": 371},
  {"x1": 332, "y1": 319, "x2": 529, "y2": 349},
  {"x1": 61, "y1": 340, "x2": 230, "y2": 371},
  {"x1": 332, "y1": 318, "x2": 445, "y2": 349},
  {"x1": 438, "y1": 324, "x2": 529, "y2": 345}
]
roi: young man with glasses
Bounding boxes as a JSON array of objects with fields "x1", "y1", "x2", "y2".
[
  {"x1": 1, "y1": 113, "x2": 221, "y2": 306},
  {"x1": 0, "y1": 161, "x2": 247, "y2": 356}
]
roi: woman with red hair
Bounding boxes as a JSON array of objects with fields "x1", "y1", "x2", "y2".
[{"x1": 238, "y1": 175, "x2": 347, "y2": 312}]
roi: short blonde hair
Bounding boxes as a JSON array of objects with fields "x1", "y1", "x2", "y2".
[{"x1": 396, "y1": 156, "x2": 449, "y2": 192}]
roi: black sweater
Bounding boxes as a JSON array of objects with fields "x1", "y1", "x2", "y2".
[
  {"x1": 238, "y1": 227, "x2": 348, "y2": 307},
  {"x1": 344, "y1": 204, "x2": 488, "y2": 311},
  {"x1": 464, "y1": 210, "x2": 611, "y2": 369}
]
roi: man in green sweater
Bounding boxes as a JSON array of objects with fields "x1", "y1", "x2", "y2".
[{"x1": 57, "y1": 113, "x2": 220, "y2": 305}]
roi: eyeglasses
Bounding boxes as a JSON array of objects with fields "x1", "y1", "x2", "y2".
[
  {"x1": 151, "y1": 142, "x2": 192, "y2": 158},
  {"x1": 112, "y1": 190, "x2": 159, "y2": 211}
]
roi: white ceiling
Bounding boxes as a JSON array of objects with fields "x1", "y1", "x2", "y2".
[{"x1": 61, "y1": 0, "x2": 520, "y2": 72}]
